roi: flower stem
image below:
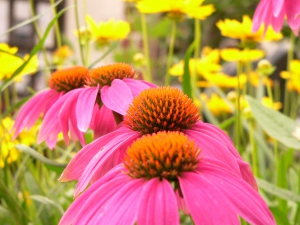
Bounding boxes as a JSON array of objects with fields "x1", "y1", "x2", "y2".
[
  {"x1": 50, "y1": 0, "x2": 62, "y2": 49},
  {"x1": 74, "y1": 0, "x2": 86, "y2": 66},
  {"x1": 165, "y1": 20, "x2": 177, "y2": 86},
  {"x1": 234, "y1": 61, "x2": 243, "y2": 153},
  {"x1": 140, "y1": 13, "x2": 152, "y2": 82},
  {"x1": 192, "y1": 19, "x2": 201, "y2": 100},
  {"x1": 283, "y1": 32, "x2": 295, "y2": 116},
  {"x1": 249, "y1": 118, "x2": 259, "y2": 177}
]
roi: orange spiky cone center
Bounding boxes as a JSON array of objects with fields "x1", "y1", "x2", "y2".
[
  {"x1": 124, "y1": 87, "x2": 201, "y2": 134},
  {"x1": 85, "y1": 63, "x2": 136, "y2": 87},
  {"x1": 48, "y1": 66, "x2": 89, "y2": 92},
  {"x1": 124, "y1": 131, "x2": 201, "y2": 180}
]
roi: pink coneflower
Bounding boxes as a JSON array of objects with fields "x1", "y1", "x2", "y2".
[
  {"x1": 37, "y1": 63, "x2": 155, "y2": 148},
  {"x1": 59, "y1": 132, "x2": 275, "y2": 225},
  {"x1": 252, "y1": 0, "x2": 300, "y2": 35},
  {"x1": 12, "y1": 66, "x2": 89, "y2": 148},
  {"x1": 59, "y1": 87, "x2": 257, "y2": 197}
]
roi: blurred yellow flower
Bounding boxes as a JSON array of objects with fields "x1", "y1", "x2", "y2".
[
  {"x1": 53, "y1": 45, "x2": 73, "y2": 66},
  {"x1": 136, "y1": 0, "x2": 215, "y2": 21},
  {"x1": 280, "y1": 60, "x2": 300, "y2": 93},
  {"x1": 1, "y1": 117, "x2": 37, "y2": 168},
  {"x1": 221, "y1": 48, "x2": 264, "y2": 62},
  {"x1": 199, "y1": 73, "x2": 247, "y2": 88},
  {"x1": 203, "y1": 93, "x2": 233, "y2": 116},
  {"x1": 0, "y1": 43, "x2": 39, "y2": 81},
  {"x1": 74, "y1": 26, "x2": 93, "y2": 45},
  {"x1": 216, "y1": 15, "x2": 283, "y2": 42},
  {"x1": 86, "y1": 16, "x2": 130, "y2": 47},
  {"x1": 249, "y1": 71, "x2": 273, "y2": 87},
  {"x1": 261, "y1": 97, "x2": 282, "y2": 110}
]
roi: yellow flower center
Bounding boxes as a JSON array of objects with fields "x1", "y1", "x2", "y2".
[
  {"x1": 124, "y1": 87, "x2": 201, "y2": 134},
  {"x1": 86, "y1": 63, "x2": 136, "y2": 87},
  {"x1": 124, "y1": 131, "x2": 201, "y2": 180},
  {"x1": 48, "y1": 66, "x2": 89, "y2": 92}
]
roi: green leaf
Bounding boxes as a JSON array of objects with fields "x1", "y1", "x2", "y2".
[
  {"x1": 269, "y1": 207, "x2": 291, "y2": 225},
  {"x1": 245, "y1": 95, "x2": 300, "y2": 149},
  {"x1": 256, "y1": 177, "x2": 300, "y2": 203},
  {"x1": 30, "y1": 195, "x2": 64, "y2": 215},
  {"x1": 182, "y1": 41, "x2": 195, "y2": 98},
  {"x1": 0, "y1": 5, "x2": 72, "y2": 93},
  {"x1": 16, "y1": 145, "x2": 67, "y2": 174}
]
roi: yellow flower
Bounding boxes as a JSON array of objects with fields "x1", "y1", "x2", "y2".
[
  {"x1": 261, "y1": 97, "x2": 282, "y2": 110},
  {"x1": 136, "y1": 0, "x2": 215, "y2": 21},
  {"x1": 1, "y1": 117, "x2": 38, "y2": 168},
  {"x1": 53, "y1": 45, "x2": 73, "y2": 66},
  {"x1": 216, "y1": 15, "x2": 283, "y2": 43},
  {"x1": 221, "y1": 48, "x2": 264, "y2": 63},
  {"x1": 86, "y1": 16, "x2": 130, "y2": 47},
  {"x1": 0, "y1": 43, "x2": 39, "y2": 81},
  {"x1": 199, "y1": 72, "x2": 247, "y2": 88},
  {"x1": 200, "y1": 93, "x2": 232, "y2": 116},
  {"x1": 280, "y1": 60, "x2": 300, "y2": 93},
  {"x1": 249, "y1": 71, "x2": 273, "y2": 87}
]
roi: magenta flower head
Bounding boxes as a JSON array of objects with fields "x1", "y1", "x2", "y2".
[
  {"x1": 37, "y1": 63, "x2": 155, "y2": 148},
  {"x1": 59, "y1": 132, "x2": 275, "y2": 225},
  {"x1": 59, "y1": 86, "x2": 257, "y2": 197},
  {"x1": 12, "y1": 66, "x2": 89, "y2": 147},
  {"x1": 253, "y1": 0, "x2": 300, "y2": 35}
]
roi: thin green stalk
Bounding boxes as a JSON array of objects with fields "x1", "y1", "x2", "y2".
[
  {"x1": 83, "y1": 0, "x2": 90, "y2": 65},
  {"x1": 249, "y1": 119, "x2": 259, "y2": 177},
  {"x1": 192, "y1": 19, "x2": 201, "y2": 100},
  {"x1": 165, "y1": 20, "x2": 177, "y2": 86},
  {"x1": 234, "y1": 61, "x2": 243, "y2": 153},
  {"x1": 274, "y1": 140, "x2": 279, "y2": 171},
  {"x1": 283, "y1": 32, "x2": 295, "y2": 115},
  {"x1": 140, "y1": 14, "x2": 152, "y2": 82},
  {"x1": 4, "y1": 86, "x2": 10, "y2": 110},
  {"x1": 29, "y1": 0, "x2": 51, "y2": 76},
  {"x1": 74, "y1": 0, "x2": 86, "y2": 66},
  {"x1": 50, "y1": 0, "x2": 62, "y2": 49}
]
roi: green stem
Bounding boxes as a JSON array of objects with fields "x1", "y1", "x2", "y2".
[
  {"x1": 4, "y1": 86, "x2": 10, "y2": 110},
  {"x1": 249, "y1": 119, "x2": 259, "y2": 177},
  {"x1": 283, "y1": 32, "x2": 295, "y2": 115},
  {"x1": 74, "y1": 0, "x2": 86, "y2": 66},
  {"x1": 266, "y1": 79, "x2": 273, "y2": 102},
  {"x1": 83, "y1": 0, "x2": 90, "y2": 65},
  {"x1": 50, "y1": 0, "x2": 62, "y2": 49},
  {"x1": 192, "y1": 19, "x2": 201, "y2": 100},
  {"x1": 165, "y1": 20, "x2": 177, "y2": 86},
  {"x1": 140, "y1": 13, "x2": 152, "y2": 82},
  {"x1": 234, "y1": 61, "x2": 243, "y2": 153}
]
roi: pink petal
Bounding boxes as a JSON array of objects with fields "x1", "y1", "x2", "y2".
[
  {"x1": 181, "y1": 158, "x2": 275, "y2": 225},
  {"x1": 138, "y1": 178, "x2": 179, "y2": 225},
  {"x1": 101, "y1": 79, "x2": 133, "y2": 115},
  {"x1": 286, "y1": 0, "x2": 300, "y2": 34},
  {"x1": 12, "y1": 89, "x2": 61, "y2": 138},
  {"x1": 76, "y1": 86, "x2": 99, "y2": 132},
  {"x1": 59, "y1": 126, "x2": 133, "y2": 182},
  {"x1": 74, "y1": 131, "x2": 140, "y2": 197},
  {"x1": 90, "y1": 104, "x2": 117, "y2": 139},
  {"x1": 59, "y1": 165, "x2": 126, "y2": 225},
  {"x1": 272, "y1": 0, "x2": 285, "y2": 17},
  {"x1": 69, "y1": 103, "x2": 86, "y2": 146},
  {"x1": 122, "y1": 78, "x2": 155, "y2": 97}
]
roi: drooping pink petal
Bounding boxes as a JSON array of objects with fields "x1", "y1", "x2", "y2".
[
  {"x1": 76, "y1": 86, "x2": 99, "y2": 132},
  {"x1": 272, "y1": 0, "x2": 285, "y2": 17},
  {"x1": 286, "y1": 0, "x2": 300, "y2": 34},
  {"x1": 90, "y1": 177, "x2": 144, "y2": 225},
  {"x1": 101, "y1": 79, "x2": 133, "y2": 115},
  {"x1": 69, "y1": 103, "x2": 86, "y2": 146},
  {"x1": 122, "y1": 78, "x2": 155, "y2": 97},
  {"x1": 74, "y1": 130, "x2": 140, "y2": 197},
  {"x1": 138, "y1": 178, "x2": 179, "y2": 225},
  {"x1": 12, "y1": 89, "x2": 61, "y2": 138},
  {"x1": 59, "y1": 165, "x2": 126, "y2": 225},
  {"x1": 184, "y1": 129, "x2": 241, "y2": 177},
  {"x1": 90, "y1": 104, "x2": 117, "y2": 139},
  {"x1": 181, "y1": 158, "x2": 275, "y2": 225},
  {"x1": 175, "y1": 190, "x2": 189, "y2": 215},
  {"x1": 179, "y1": 171, "x2": 240, "y2": 225},
  {"x1": 59, "y1": 126, "x2": 134, "y2": 182}
]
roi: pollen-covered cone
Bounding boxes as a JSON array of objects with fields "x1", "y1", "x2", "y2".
[
  {"x1": 217, "y1": 15, "x2": 283, "y2": 42},
  {"x1": 59, "y1": 86, "x2": 257, "y2": 197},
  {"x1": 136, "y1": 0, "x2": 215, "y2": 20},
  {"x1": 59, "y1": 132, "x2": 275, "y2": 225}
]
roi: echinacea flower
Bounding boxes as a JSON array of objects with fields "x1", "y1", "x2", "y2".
[
  {"x1": 136, "y1": 0, "x2": 215, "y2": 21},
  {"x1": 252, "y1": 0, "x2": 300, "y2": 35},
  {"x1": 85, "y1": 16, "x2": 130, "y2": 47},
  {"x1": 217, "y1": 15, "x2": 283, "y2": 43},
  {"x1": 0, "y1": 43, "x2": 39, "y2": 81},
  {"x1": 59, "y1": 132, "x2": 275, "y2": 225},
  {"x1": 12, "y1": 66, "x2": 89, "y2": 148},
  {"x1": 38, "y1": 63, "x2": 155, "y2": 148},
  {"x1": 59, "y1": 86, "x2": 257, "y2": 197}
]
